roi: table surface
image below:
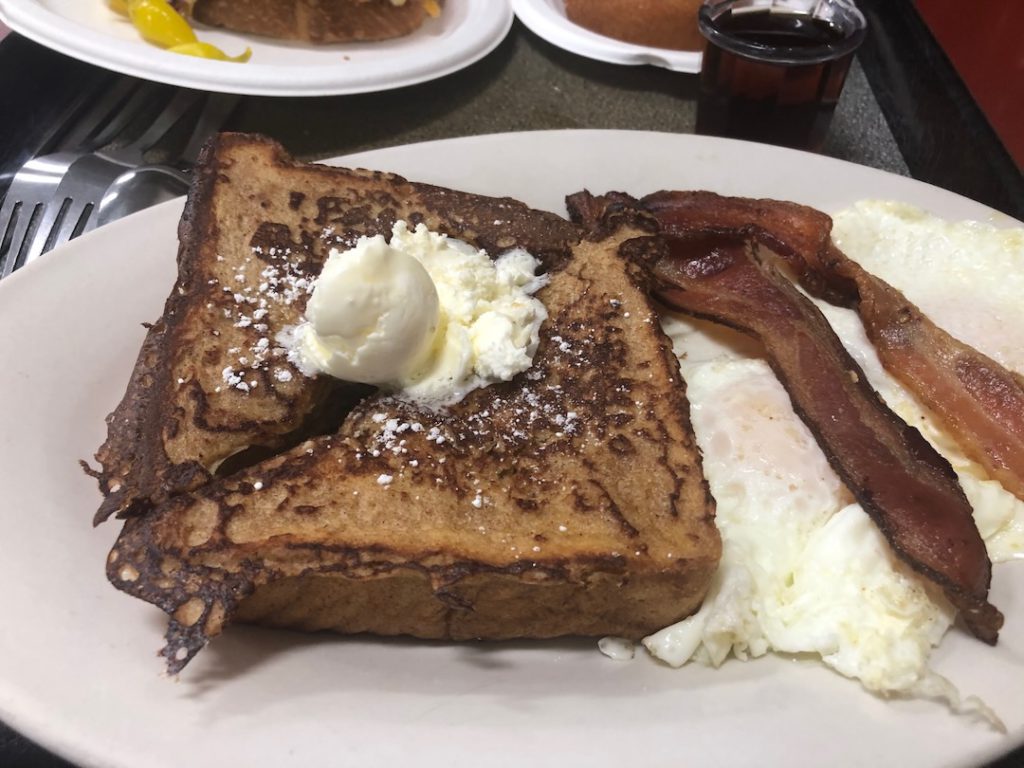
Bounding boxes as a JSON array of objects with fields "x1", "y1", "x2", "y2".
[{"x1": 1, "y1": 1, "x2": 1022, "y2": 766}]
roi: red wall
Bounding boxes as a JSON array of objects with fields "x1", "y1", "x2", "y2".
[{"x1": 914, "y1": 0, "x2": 1024, "y2": 169}]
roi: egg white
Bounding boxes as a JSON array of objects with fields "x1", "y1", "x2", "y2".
[{"x1": 638, "y1": 201, "x2": 1024, "y2": 723}]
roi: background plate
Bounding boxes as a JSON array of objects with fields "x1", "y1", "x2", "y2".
[
  {"x1": 511, "y1": 0, "x2": 702, "y2": 73},
  {"x1": 0, "y1": 0, "x2": 512, "y2": 96},
  {"x1": 0, "y1": 130, "x2": 1020, "y2": 768}
]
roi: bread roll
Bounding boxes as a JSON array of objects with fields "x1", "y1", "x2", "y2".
[{"x1": 564, "y1": 0, "x2": 704, "y2": 51}]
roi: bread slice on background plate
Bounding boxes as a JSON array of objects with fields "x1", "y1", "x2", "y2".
[{"x1": 170, "y1": 0, "x2": 443, "y2": 43}]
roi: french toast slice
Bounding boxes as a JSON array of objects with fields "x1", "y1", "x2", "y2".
[
  {"x1": 105, "y1": 219, "x2": 719, "y2": 673},
  {"x1": 91, "y1": 134, "x2": 580, "y2": 524},
  {"x1": 171, "y1": 0, "x2": 440, "y2": 43}
]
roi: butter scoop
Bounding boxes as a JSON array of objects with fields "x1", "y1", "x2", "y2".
[
  {"x1": 285, "y1": 221, "x2": 548, "y2": 406},
  {"x1": 292, "y1": 234, "x2": 440, "y2": 384}
]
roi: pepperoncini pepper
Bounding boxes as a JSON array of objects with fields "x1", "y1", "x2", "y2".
[
  {"x1": 168, "y1": 41, "x2": 252, "y2": 62},
  {"x1": 107, "y1": 0, "x2": 251, "y2": 63}
]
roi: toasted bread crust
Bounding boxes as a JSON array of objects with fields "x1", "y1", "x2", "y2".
[
  {"x1": 92, "y1": 134, "x2": 581, "y2": 525},
  {"x1": 98, "y1": 136, "x2": 718, "y2": 672},
  {"x1": 173, "y1": 0, "x2": 439, "y2": 43}
]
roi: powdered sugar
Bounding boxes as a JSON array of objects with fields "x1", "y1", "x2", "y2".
[{"x1": 205, "y1": 245, "x2": 316, "y2": 393}]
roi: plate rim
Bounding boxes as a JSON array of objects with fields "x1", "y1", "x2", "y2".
[
  {"x1": 0, "y1": 128, "x2": 1021, "y2": 768},
  {"x1": 0, "y1": 0, "x2": 513, "y2": 96}
]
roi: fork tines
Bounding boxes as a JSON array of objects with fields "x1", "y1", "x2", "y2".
[{"x1": 0, "y1": 81, "x2": 172, "y2": 278}]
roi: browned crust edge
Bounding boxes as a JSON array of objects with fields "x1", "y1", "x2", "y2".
[{"x1": 90, "y1": 140, "x2": 227, "y2": 525}]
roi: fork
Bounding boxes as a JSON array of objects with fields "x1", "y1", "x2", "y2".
[
  {"x1": 0, "y1": 79, "x2": 164, "y2": 279},
  {"x1": 85, "y1": 92, "x2": 241, "y2": 236},
  {"x1": 17, "y1": 91, "x2": 240, "y2": 268}
]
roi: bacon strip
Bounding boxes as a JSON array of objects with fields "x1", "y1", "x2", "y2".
[
  {"x1": 655, "y1": 234, "x2": 1001, "y2": 641},
  {"x1": 642, "y1": 190, "x2": 1024, "y2": 503},
  {"x1": 641, "y1": 190, "x2": 858, "y2": 306},
  {"x1": 566, "y1": 191, "x2": 1002, "y2": 643},
  {"x1": 832, "y1": 250, "x2": 1024, "y2": 503}
]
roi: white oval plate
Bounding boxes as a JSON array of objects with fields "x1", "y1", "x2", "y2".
[
  {"x1": 511, "y1": 0, "x2": 702, "y2": 72},
  {"x1": 0, "y1": 131, "x2": 1021, "y2": 768},
  {"x1": 0, "y1": 0, "x2": 512, "y2": 96}
]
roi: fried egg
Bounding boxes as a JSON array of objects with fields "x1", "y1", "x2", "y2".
[{"x1": 639, "y1": 201, "x2": 1024, "y2": 721}]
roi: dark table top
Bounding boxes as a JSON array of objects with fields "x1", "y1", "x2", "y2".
[{"x1": 1, "y1": 1, "x2": 1022, "y2": 766}]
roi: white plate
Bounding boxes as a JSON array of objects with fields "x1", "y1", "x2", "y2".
[
  {"x1": 512, "y1": 0, "x2": 701, "y2": 72},
  {"x1": 0, "y1": 130, "x2": 1021, "y2": 768},
  {"x1": 0, "y1": 0, "x2": 511, "y2": 96}
]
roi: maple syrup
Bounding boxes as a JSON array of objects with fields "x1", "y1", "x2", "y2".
[{"x1": 696, "y1": 4, "x2": 867, "y2": 151}]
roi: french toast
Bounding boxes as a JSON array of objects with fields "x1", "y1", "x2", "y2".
[
  {"x1": 95, "y1": 136, "x2": 719, "y2": 672},
  {"x1": 170, "y1": 0, "x2": 441, "y2": 43},
  {"x1": 91, "y1": 134, "x2": 581, "y2": 524}
]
